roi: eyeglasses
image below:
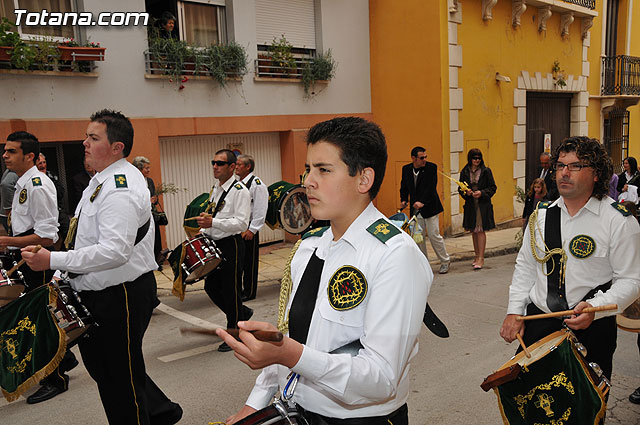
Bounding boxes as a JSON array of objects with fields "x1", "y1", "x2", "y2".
[
  {"x1": 471, "y1": 156, "x2": 482, "y2": 160},
  {"x1": 553, "y1": 162, "x2": 591, "y2": 172},
  {"x1": 211, "y1": 160, "x2": 233, "y2": 167}
]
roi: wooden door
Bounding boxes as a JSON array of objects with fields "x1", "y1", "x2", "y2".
[{"x1": 525, "y1": 92, "x2": 572, "y2": 188}]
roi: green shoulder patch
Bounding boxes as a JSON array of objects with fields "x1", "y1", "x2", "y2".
[
  {"x1": 302, "y1": 226, "x2": 329, "y2": 240},
  {"x1": 234, "y1": 183, "x2": 244, "y2": 190},
  {"x1": 611, "y1": 201, "x2": 632, "y2": 216},
  {"x1": 255, "y1": 178, "x2": 262, "y2": 185},
  {"x1": 114, "y1": 174, "x2": 128, "y2": 188},
  {"x1": 31, "y1": 177, "x2": 42, "y2": 187},
  {"x1": 366, "y1": 218, "x2": 401, "y2": 243},
  {"x1": 536, "y1": 201, "x2": 550, "y2": 209}
]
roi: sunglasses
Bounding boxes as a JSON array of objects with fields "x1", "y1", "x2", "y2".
[
  {"x1": 211, "y1": 160, "x2": 233, "y2": 166},
  {"x1": 471, "y1": 156, "x2": 482, "y2": 160}
]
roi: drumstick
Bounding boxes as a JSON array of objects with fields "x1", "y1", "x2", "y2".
[
  {"x1": 184, "y1": 213, "x2": 212, "y2": 221},
  {"x1": 180, "y1": 327, "x2": 284, "y2": 343},
  {"x1": 516, "y1": 334, "x2": 531, "y2": 358},
  {"x1": 6, "y1": 245, "x2": 41, "y2": 277},
  {"x1": 516, "y1": 304, "x2": 618, "y2": 321}
]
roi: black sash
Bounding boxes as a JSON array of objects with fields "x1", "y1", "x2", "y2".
[
  {"x1": 244, "y1": 175, "x2": 255, "y2": 190},
  {"x1": 288, "y1": 249, "x2": 324, "y2": 345},
  {"x1": 545, "y1": 205, "x2": 569, "y2": 311},
  {"x1": 211, "y1": 186, "x2": 231, "y2": 218}
]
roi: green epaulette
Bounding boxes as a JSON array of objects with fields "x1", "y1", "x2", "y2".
[
  {"x1": 611, "y1": 201, "x2": 632, "y2": 216},
  {"x1": 234, "y1": 183, "x2": 244, "y2": 190},
  {"x1": 114, "y1": 174, "x2": 128, "y2": 188},
  {"x1": 536, "y1": 201, "x2": 550, "y2": 209},
  {"x1": 302, "y1": 226, "x2": 329, "y2": 240},
  {"x1": 255, "y1": 178, "x2": 262, "y2": 185},
  {"x1": 366, "y1": 218, "x2": 400, "y2": 243},
  {"x1": 31, "y1": 177, "x2": 42, "y2": 186}
]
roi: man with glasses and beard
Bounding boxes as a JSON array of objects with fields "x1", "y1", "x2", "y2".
[
  {"x1": 500, "y1": 136, "x2": 640, "y2": 382},
  {"x1": 196, "y1": 149, "x2": 253, "y2": 352}
]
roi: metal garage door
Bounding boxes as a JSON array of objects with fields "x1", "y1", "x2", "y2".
[{"x1": 159, "y1": 132, "x2": 284, "y2": 249}]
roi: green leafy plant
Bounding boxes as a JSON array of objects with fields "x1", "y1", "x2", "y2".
[
  {"x1": 267, "y1": 35, "x2": 295, "y2": 74},
  {"x1": 31, "y1": 38, "x2": 60, "y2": 71},
  {"x1": 552, "y1": 60, "x2": 566, "y2": 88},
  {"x1": 10, "y1": 44, "x2": 37, "y2": 71},
  {"x1": 301, "y1": 49, "x2": 336, "y2": 97},
  {"x1": 148, "y1": 34, "x2": 192, "y2": 88},
  {"x1": 514, "y1": 185, "x2": 526, "y2": 203},
  {"x1": 0, "y1": 17, "x2": 21, "y2": 47},
  {"x1": 156, "y1": 182, "x2": 187, "y2": 196}
]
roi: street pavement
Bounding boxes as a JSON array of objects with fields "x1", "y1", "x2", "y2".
[{"x1": 2, "y1": 228, "x2": 639, "y2": 424}]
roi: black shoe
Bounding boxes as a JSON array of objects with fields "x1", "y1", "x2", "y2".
[
  {"x1": 59, "y1": 356, "x2": 79, "y2": 373},
  {"x1": 243, "y1": 306, "x2": 254, "y2": 321},
  {"x1": 151, "y1": 402, "x2": 183, "y2": 425},
  {"x1": 27, "y1": 377, "x2": 69, "y2": 404},
  {"x1": 629, "y1": 387, "x2": 640, "y2": 404},
  {"x1": 217, "y1": 342, "x2": 232, "y2": 352}
]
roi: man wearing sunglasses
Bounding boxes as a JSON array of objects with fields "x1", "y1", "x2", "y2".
[
  {"x1": 196, "y1": 149, "x2": 252, "y2": 352},
  {"x1": 501, "y1": 136, "x2": 640, "y2": 383}
]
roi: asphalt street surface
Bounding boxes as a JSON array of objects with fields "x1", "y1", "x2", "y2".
[{"x1": 2, "y1": 253, "x2": 639, "y2": 424}]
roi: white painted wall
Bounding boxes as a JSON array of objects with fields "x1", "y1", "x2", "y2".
[{"x1": 0, "y1": 0, "x2": 371, "y2": 120}]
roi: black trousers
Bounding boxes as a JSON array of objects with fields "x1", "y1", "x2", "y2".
[
  {"x1": 78, "y1": 271, "x2": 180, "y2": 424},
  {"x1": 521, "y1": 303, "x2": 617, "y2": 380},
  {"x1": 204, "y1": 234, "x2": 250, "y2": 329},
  {"x1": 241, "y1": 231, "x2": 259, "y2": 300},
  {"x1": 299, "y1": 403, "x2": 408, "y2": 425}
]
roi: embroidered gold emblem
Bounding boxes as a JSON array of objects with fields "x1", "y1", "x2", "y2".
[
  {"x1": 18, "y1": 189, "x2": 27, "y2": 204},
  {"x1": 269, "y1": 184, "x2": 285, "y2": 202},
  {"x1": 374, "y1": 223, "x2": 390, "y2": 235},
  {"x1": 514, "y1": 372, "x2": 574, "y2": 418},
  {"x1": 114, "y1": 174, "x2": 127, "y2": 188},
  {"x1": 568, "y1": 235, "x2": 595, "y2": 259},
  {"x1": 31, "y1": 177, "x2": 41, "y2": 186},
  {"x1": 1, "y1": 316, "x2": 37, "y2": 374},
  {"x1": 534, "y1": 393, "x2": 555, "y2": 417},
  {"x1": 328, "y1": 265, "x2": 367, "y2": 311}
]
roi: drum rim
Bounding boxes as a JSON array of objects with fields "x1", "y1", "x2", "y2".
[{"x1": 500, "y1": 329, "x2": 568, "y2": 369}]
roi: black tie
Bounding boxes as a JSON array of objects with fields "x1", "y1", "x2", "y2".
[{"x1": 288, "y1": 249, "x2": 324, "y2": 345}]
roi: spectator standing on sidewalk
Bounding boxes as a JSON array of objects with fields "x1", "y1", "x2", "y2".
[{"x1": 400, "y1": 146, "x2": 451, "y2": 274}]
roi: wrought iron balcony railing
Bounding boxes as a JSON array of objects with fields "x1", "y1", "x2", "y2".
[
  {"x1": 601, "y1": 55, "x2": 640, "y2": 96},
  {"x1": 561, "y1": 0, "x2": 595, "y2": 10}
]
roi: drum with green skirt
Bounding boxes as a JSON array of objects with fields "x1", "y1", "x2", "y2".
[{"x1": 266, "y1": 181, "x2": 312, "y2": 234}]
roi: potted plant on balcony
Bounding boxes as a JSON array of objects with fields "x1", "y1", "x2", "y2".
[
  {"x1": 0, "y1": 18, "x2": 23, "y2": 62},
  {"x1": 202, "y1": 42, "x2": 248, "y2": 87},
  {"x1": 58, "y1": 38, "x2": 105, "y2": 61},
  {"x1": 301, "y1": 49, "x2": 336, "y2": 97},
  {"x1": 267, "y1": 35, "x2": 296, "y2": 77}
]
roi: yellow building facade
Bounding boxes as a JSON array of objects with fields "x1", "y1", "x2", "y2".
[{"x1": 370, "y1": 0, "x2": 639, "y2": 234}]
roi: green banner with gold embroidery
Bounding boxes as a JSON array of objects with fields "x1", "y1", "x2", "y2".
[
  {"x1": 183, "y1": 192, "x2": 212, "y2": 238},
  {"x1": 495, "y1": 338, "x2": 606, "y2": 425},
  {"x1": 0, "y1": 285, "x2": 65, "y2": 402}
]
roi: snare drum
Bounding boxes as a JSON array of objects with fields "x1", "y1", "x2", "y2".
[
  {"x1": 181, "y1": 233, "x2": 223, "y2": 283},
  {"x1": 235, "y1": 400, "x2": 307, "y2": 425},
  {"x1": 0, "y1": 268, "x2": 25, "y2": 307},
  {"x1": 266, "y1": 181, "x2": 313, "y2": 235},
  {"x1": 49, "y1": 280, "x2": 94, "y2": 346},
  {"x1": 481, "y1": 329, "x2": 609, "y2": 425},
  {"x1": 617, "y1": 298, "x2": 640, "y2": 332}
]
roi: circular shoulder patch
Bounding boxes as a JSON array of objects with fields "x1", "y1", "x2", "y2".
[
  {"x1": 569, "y1": 235, "x2": 595, "y2": 259},
  {"x1": 18, "y1": 188, "x2": 27, "y2": 204},
  {"x1": 328, "y1": 265, "x2": 367, "y2": 311}
]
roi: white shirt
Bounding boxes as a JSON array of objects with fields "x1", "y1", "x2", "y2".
[
  {"x1": 50, "y1": 159, "x2": 157, "y2": 291},
  {"x1": 200, "y1": 177, "x2": 250, "y2": 241},
  {"x1": 246, "y1": 203, "x2": 431, "y2": 418},
  {"x1": 11, "y1": 166, "x2": 58, "y2": 242},
  {"x1": 240, "y1": 173, "x2": 269, "y2": 234},
  {"x1": 508, "y1": 196, "x2": 640, "y2": 319}
]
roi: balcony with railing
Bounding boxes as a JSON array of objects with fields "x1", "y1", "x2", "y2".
[
  {"x1": 560, "y1": 0, "x2": 595, "y2": 9},
  {"x1": 601, "y1": 55, "x2": 640, "y2": 96}
]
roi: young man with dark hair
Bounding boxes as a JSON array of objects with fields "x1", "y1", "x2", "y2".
[
  {"x1": 220, "y1": 117, "x2": 431, "y2": 425},
  {"x1": 501, "y1": 136, "x2": 640, "y2": 381},
  {"x1": 23, "y1": 109, "x2": 182, "y2": 424},
  {"x1": 400, "y1": 146, "x2": 451, "y2": 273},
  {"x1": 236, "y1": 154, "x2": 269, "y2": 301},
  {"x1": 0, "y1": 131, "x2": 70, "y2": 403},
  {"x1": 196, "y1": 148, "x2": 253, "y2": 352}
]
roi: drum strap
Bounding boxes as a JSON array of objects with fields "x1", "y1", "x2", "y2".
[
  {"x1": 211, "y1": 187, "x2": 231, "y2": 218},
  {"x1": 244, "y1": 175, "x2": 255, "y2": 190},
  {"x1": 288, "y1": 249, "x2": 324, "y2": 345},
  {"x1": 545, "y1": 205, "x2": 569, "y2": 311}
]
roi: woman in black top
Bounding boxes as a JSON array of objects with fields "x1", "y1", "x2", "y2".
[
  {"x1": 459, "y1": 148, "x2": 497, "y2": 270},
  {"x1": 617, "y1": 156, "x2": 640, "y2": 195}
]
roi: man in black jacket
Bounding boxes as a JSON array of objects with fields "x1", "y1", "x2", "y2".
[
  {"x1": 538, "y1": 152, "x2": 558, "y2": 201},
  {"x1": 400, "y1": 146, "x2": 451, "y2": 274}
]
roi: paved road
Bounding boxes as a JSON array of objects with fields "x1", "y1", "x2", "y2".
[{"x1": 2, "y1": 254, "x2": 639, "y2": 424}]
